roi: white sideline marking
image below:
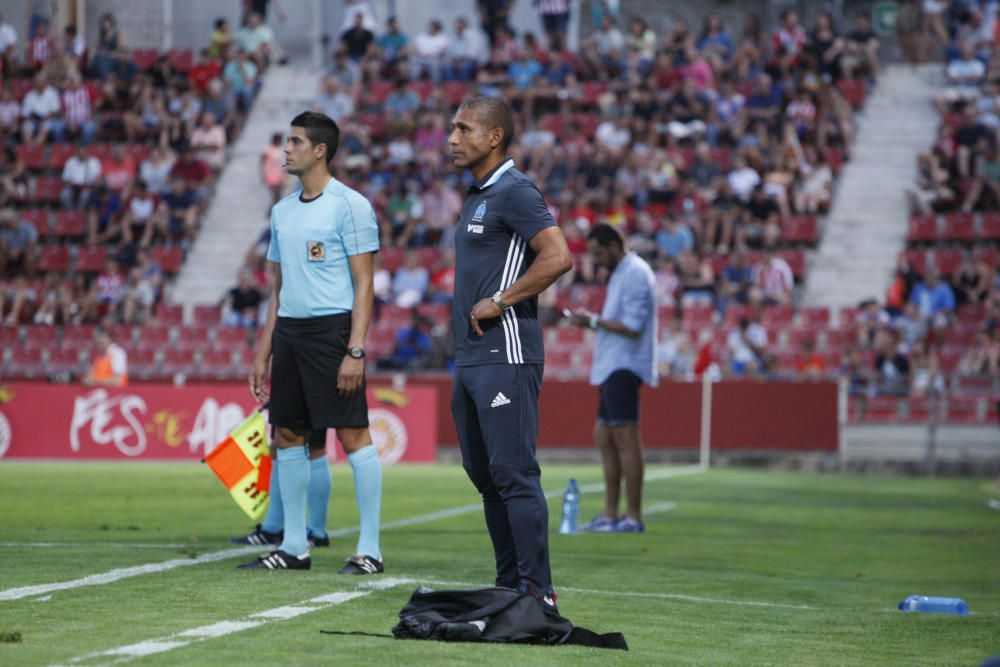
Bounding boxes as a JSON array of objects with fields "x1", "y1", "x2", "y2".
[
  {"x1": 0, "y1": 542, "x2": 195, "y2": 549},
  {"x1": 0, "y1": 547, "x2": 257, "y2": 602},
  {"x1": 645, "y1": 501, "x2": 677, "y2": 514},
  {"x1": 176, "y1": 621, "x2": 261, "y2": 638},
  {"x1": 4, "y1": 465, "x2": 706, "y2": 603},
  {"x1": 56, "y1": 584, "x2": 391, "y2": 666},
  {"x1": 408, "y1": 577, "x2": 817, "y2": 611}
]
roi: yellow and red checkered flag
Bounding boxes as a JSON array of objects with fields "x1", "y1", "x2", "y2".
[{"x1": 204, "y1": 411, "x2": 271, "y2": 521}]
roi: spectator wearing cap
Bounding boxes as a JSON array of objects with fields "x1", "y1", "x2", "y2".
[{"x1": 0, "y1": 209, "x2": 38, "y2": 279}]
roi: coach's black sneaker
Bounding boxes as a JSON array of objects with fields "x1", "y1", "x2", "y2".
[
  {"x1": 337, "y1": 554, "x2": 384, "y2": 575},
  {"x1": 518, "y1": 580, "x2": 560, "y2": 617},
  {"x1": 229, "y1": 524, "x2": 282, "y2": 546},
  {"x1": 237, "y1": 549, "x2": 311, "y2": 570},
  {"x1": 307, "y1": 529, "x2": 330, "y2": 548}
]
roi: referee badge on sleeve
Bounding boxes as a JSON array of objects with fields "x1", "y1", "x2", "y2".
[{"x1": 307, "y1": 241, "x2": 326, "y2": 262}]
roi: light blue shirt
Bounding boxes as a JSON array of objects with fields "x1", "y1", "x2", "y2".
[
  {"x1": 267, "y1": 177, "x2": 379, "y2": 318},
  {"x1": 590, "y1": 253, "x2": 659, "y2": 387}
]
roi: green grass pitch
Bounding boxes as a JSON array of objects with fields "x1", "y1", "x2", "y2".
[{"x1": 0, "y1": 462, "x2": 997, "y2": 666}]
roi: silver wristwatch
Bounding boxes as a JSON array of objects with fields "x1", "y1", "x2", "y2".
[{"x1": 491, "y1": 290, "x2": 510, "y2": 312}]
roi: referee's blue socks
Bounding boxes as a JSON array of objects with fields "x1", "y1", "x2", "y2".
[
  {"x1": 276, "y1": 446, "x2": 309, "y2": 556},
  {"x1": 348, "y1": 445, "x2": 382, "y2": 561},
  {"x1": 307, "y1": 457, "x2": 331, "y2": 538},
  {"x1": 260, "y1": 460, "x2": 283, "y2": 534}
]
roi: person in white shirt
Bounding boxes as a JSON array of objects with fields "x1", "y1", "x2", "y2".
[
  {"x1": 60, "y1": 145, "x2": 102, "y2": 207},
  {"x1": 445, "y1": 17, "x2": 487, "y2": 81},
  {"x1": 410, "y1": 20, "x2": 450, "y2": 82},
  {"x1": 21, "y1": 75, "x2": 66, "y2": 144},
  {"x1": 0, "y1": 14, "x2": 17, "y2": 72},
  {"x1": 189, "y1": 111, "x2": 227, "y2": 169},
  {"x1": 313, "y1": 75, "x2": 355, "y2": 124},
  {"x1": 936, "y1": 42, "x2": 987, "y2": 107},
  {"x1": 727, "y1": 155, "x2": 761, "y2": 202},
  {"x1": 726, "y1": 317, "x2": 767, "y2": 376}
]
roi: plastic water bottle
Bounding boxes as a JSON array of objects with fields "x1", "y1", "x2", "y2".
[
  {"x1": 558, "y1": 479, "x2": 580, "y2": 534},
  {"x1": 898, "y1": 595, "x2": 968, "y2": 615}
]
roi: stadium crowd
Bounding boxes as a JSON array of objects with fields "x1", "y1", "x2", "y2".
[{"x1": 0, "y1": 2, "x2": 996, "y2": 421}]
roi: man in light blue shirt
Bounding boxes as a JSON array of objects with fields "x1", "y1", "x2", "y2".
[
  {"x1": 569, "y1": 224, "x2": 657, "y2": 533},
  {"x1": 242, "y1": 111, "x2": 384, "y2": 575}
]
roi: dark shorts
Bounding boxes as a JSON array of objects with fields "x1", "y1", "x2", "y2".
[
  {"x1": 598, "y1": 369, "x2": 642, "y2": 425},
  {"x1": 269, "y1": 424, "x2": 327, "y2": 450},
  {"x1": 269, "y1": 313, "x2": 369, "y2": 432}
]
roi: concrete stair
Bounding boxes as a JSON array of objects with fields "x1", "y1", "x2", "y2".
[
  {"x1": 168, "y1": 66, "x2": 320, "y2": 313},
  {"x1": 804, "y1": 64, "x2": 943, "y2": 310}
]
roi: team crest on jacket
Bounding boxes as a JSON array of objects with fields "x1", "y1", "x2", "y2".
[{"x1": 472, "y1": 202, "x2": 486, "y2": 221}]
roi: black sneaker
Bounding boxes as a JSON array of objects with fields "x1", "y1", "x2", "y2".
[
  {"x1": 237, "y1": 549, "x2": 311, "y2": 570},
  {"x1": 517, "y1": 580, "x2": 560, "y2": 617},
  {"x1": 336, "y1": 554, "x2": 384, "y2": 575},
  {"x1": 229, "y1": 524, "x2": 282, "y2": 546},
  {"x1": 307, "y1": 529, "x2": 330, "y2": 548}
]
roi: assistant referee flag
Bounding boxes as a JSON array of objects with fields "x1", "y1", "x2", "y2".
[{"x1": 204, "y1": 411, "x2": 272, "y2": 520}]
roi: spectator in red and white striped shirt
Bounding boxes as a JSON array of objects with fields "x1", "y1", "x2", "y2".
[
  {"x1": 750, "y1": 249, "x2": 794, "y2": 306},
  {"x1": 28, "y1": 21, "x2": 54, "y2": 70},
  {"x1": 61, "y1": 72, "x2": 95, "y2": 143}
]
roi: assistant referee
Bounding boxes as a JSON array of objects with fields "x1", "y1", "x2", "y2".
[{"x1": 243, "y1": 111, "x2": 383, "y2": 573}]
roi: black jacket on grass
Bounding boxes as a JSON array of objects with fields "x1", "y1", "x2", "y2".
[{"x1": 392, "y1": 586, "x2": 627, "y2": 650}]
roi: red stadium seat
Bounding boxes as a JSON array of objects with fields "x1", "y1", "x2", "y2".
[
  {"x1": 18, "y1": 143, "x2": 47, "y2": 170},
  {"x1": 929, "y1": 247, "x2": 962, "y2": 275},
  {"x1": 75, "y1": 245, "x2": 108, "y2": 273},
  {"x1": 38, "y1": 245, "x2": 70, "y2": 273},
  {"x1": 798, "y1": 307, "x2": 830, "y2": 327},
  {"x1": 195, "y1": 348, "x2": 237, "y2": 379},
  {"x1": 941, "y1": 213, "x2": 975, "y2": 241},
  {"x1": 9, "y1": 78, "x2": 34, "y2": 101},
  {"x1": 61, "y1": 324, "x2": 95, "y2": 348},
  {"x1": 379, "y1": 247, "x2": 404, "y2": 272},
  {"x1": 166, "y1": 49, "x2": 193, "y2": 72},
  {"x1": 136, "y1": 324, "x2": 171, "y2": 350},
  {"x1": 132, "y1": 48, "x2": 160, "y2": 71},
  {"x1": 579, "y1": 81, "x2": 608, "y2": 106},
  {"x1": 126, "y1": 347, "x2": 159, "y2": 379},
  {"x1": 161, "y1": 348, "x2": 196, "y2": 375},
  {"x1": 31, "y1": 176, "x2": 62, "y2": 203},
  {"x1": 823, "y1": 147, "x2": 845, "y2": 173},
  {"x1": 46, "y1": 347, "x2": 82, "y2": 375},
  {"x1": 5, "y1": 348, "x2": 44, "y2": 378},
  {"x1": 980, "y1": 212, "x2": 1000, "y2": 240},
  {"x1": 152, "y1": 245, "x2": 183, "y2": 274},
  {"x1": 212, "y1": 326, "x2": 250, "y2": 349},
  {"x1": 762, "y1": 304, "x2": 794, "y2": 326},
  {"x1": 49, "y1": 143, "x2": 76, "y2": 168},
  {"x1": 192, "y1": 304, "x2": 220, "y2": 327},
  {"x1": 783, "y1": 215, "x2": 819, "y2": 244},
  {"x1": 836, "y1": 78, "x2": 866, "y2": 108},
  {"x1": 821, "y1": 328, "x2": 854, "y2": 351},
  {"x1": 900, "y1": 248, "x2": 927, "y2": 274},
  {"x1": 155, "y1": 303, "x2": 184, "y2": 325},
  {"x1": 175, "y1": 325, "x2": 210, "y2": 350},
  {"x1": 23, "y1": 324, "x2": 58, "y2": 349},
  {"x1": 779, "y1": 249, "x2": 806, "y2": 279},
  {"x1": 907, "y1": 215, "x2": 938, "y2": 243},
  {"x1": 863, "y1": 396, "x2": 900, "y2": 422},
  {"x1": 410, "y1": 80, "x2": 434, "y2": 103},
  {"x1": 442, "y1": 81, "x2": 470, "y2": 106},
  {"x1": 54, "y1": 211, "x2": 86, "y2": 240},
  {"x1": 20, "y1": 209, "x2": 49, "y2": 236}
]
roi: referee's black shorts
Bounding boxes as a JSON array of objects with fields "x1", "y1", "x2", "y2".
[{"x1": 269, "y1": 313, "x2": 369, "y2": 432}]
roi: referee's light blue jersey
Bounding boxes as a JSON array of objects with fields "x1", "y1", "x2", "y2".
[{"x1": 266, "y1": 177, "x2": 379, "y2": 318}]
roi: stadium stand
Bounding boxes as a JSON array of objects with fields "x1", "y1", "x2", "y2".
[{"x1": 0, "y1": 7, "x2": 996, "y2": 428}]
